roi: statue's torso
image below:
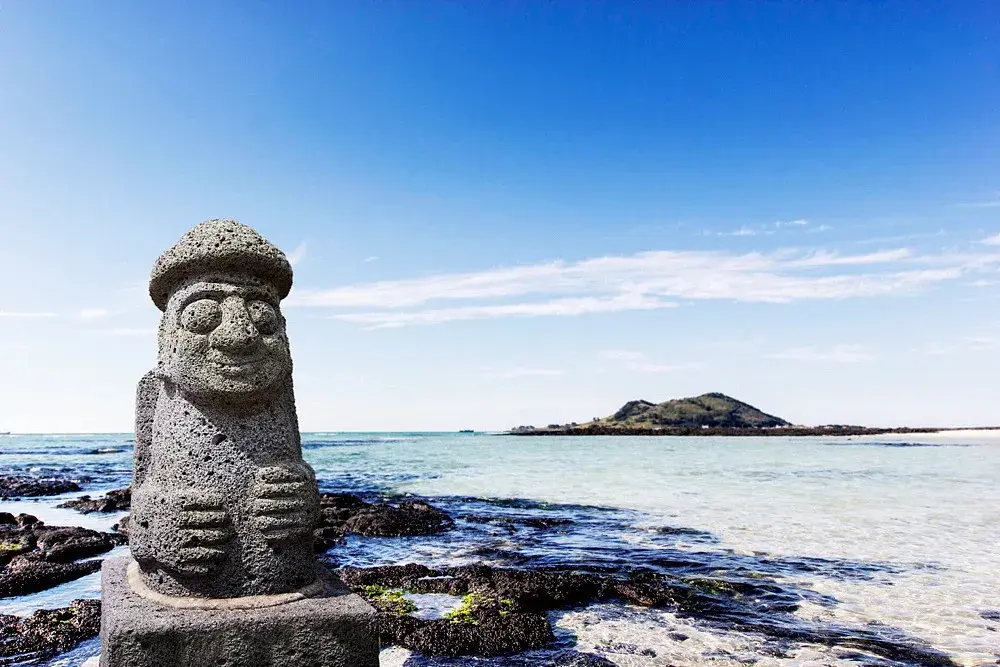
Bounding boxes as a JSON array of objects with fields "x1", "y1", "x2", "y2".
[{"x1": 130, "y1": 380, "x2": 319, "y2": 599}]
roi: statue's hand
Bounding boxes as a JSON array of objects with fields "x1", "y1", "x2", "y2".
[
  {"x1": 173, "y1": 490, "x2": 231, "y2": 574},
  {"x1": 249, "y1": 463, "x2": 319, "y2": 543},
  {"x1": 130, "y1": 486, "x2": 231, "y2": 576}
]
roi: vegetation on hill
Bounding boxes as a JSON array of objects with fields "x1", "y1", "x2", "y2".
[
  {"x1": 602, "y1": 392, "x2": 790, "y2": 429},
  {"x1": 510, "y1": 392, "x2": 797, "y2": 435}
]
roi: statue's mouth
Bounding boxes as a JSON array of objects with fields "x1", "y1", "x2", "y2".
[{"x1": 210, "y1": 357, "x2": 267, "y2": 374}]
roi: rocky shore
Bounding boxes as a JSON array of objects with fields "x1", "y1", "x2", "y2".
[
  {"x1": 0, "y1": 512, "x2": 124, "y2": 597},
  {"x1": 1, "y1": 487, "x2": 971, "y2": 666},
  {"x1": 510, "y1": 425, "x2": 950, "y2": 436}
]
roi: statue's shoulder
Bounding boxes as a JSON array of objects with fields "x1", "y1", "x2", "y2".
[
  {"x1": 136, "y1": 370, "x2": 160, "y2": 407},
  {"x1": 135, "y1": 370, "x2": 160, "y2": 440}
]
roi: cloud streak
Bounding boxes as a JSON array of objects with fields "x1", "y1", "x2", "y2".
[
  {"x1": 765, "y1": 344, "x2": 874, "y2": 364},
  {"x1": 0, "y1": 310, "x2": 57, "y2": 319},
  {"x1": 600, "y1": 349, "x2": 703, "y2": 373},
  {"x1": 287, "y1": 242, "x2": 308, "y2": 266},
  {"x1": 480, "y1": 367, "x2": 565, "y2": 380},
  {"x1": 286, "y1": 245, "x2": 1000, "y2": 328}
]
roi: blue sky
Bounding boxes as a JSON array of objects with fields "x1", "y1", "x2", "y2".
[{"x1": 2, "y1": 1, "x2": 999, "y2": 432}]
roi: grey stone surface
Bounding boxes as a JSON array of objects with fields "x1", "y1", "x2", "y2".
[
  {"x1": 102, "y1": 219, "x2": 378, "y2": 665},
  {"x1": 128, "y1": 218, "x2": 321, "y2": 599},
  {"x1": 100, "y1": 557, "x2": 379, "y2": 667}
]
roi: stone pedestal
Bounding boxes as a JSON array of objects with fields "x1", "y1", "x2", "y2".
[{"x1": 99, "y1": 558, "x2": 379, "y2": 667}]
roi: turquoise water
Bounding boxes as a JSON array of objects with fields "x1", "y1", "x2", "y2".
[{"x1": 2, "y1": 431, "x2": 999, "y2": 666}]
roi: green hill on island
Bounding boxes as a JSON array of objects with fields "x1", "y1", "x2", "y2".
[
  {"x1": 598, "y1": 392, "x2": 790, "y2": 429},
  {"x1": 511, "y1": 392, "x2": 792, "y2": 433}
]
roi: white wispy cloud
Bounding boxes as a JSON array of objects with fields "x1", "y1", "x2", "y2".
[
  {"x1": 91, "y1": 327, "x2": 157, "y2": 336},
  {"x1": 785, "y1": 248, "x2": 912, "y2": 267},
  {"x1": 714, "y1": 219, "x2": 812, "y2": 237},
  {"x1": 958, "y1": 196, "x2": 1000, "y2": 209},
  {"x1": 914, "y1": 336, "x2": 997, "y2": 356},
  {"x1": 285, "y1": 245, "x2": 1000, "y2": 328},
  {"x1": 332, "y1": 294, "x2": 676, "y2": 329},
  {"x1": 982, "y1": 233, "x2": 1000, "y2": 246},
  {"x1": 480, "y1": 367, "x2": 565, "y2": 380},
  {"x1": 600, "y1": 349, "x2": 702, "y2": 373},
  {"x1": 714, "y1": 225, "x2": 764, "y2": 237},
  {"x1": 600, "y1": 349, "x2": 645, "y2": 361},
  {"x1": 287, "y1": 242, "x2": 308, "y2": 266},
  {"x1": 765, "y1": 344, "x2": 874, "y2": 364},
  {"x1": 0, "y1": 310, "x2": 57, "y2": 319},
  {"x1": 625, "y1": 361, "x2": 704, "y2": 373},
  {"x1": 363, "y1": 256, "x2": 379, "y2": 263},
  {"x1": 79, "y1": 308, "x2": 109, "y2": 319}
]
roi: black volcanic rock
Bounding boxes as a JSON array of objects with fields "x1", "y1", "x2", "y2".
[
  {"x1": 0, "y1": 476, "x2": 81, "y2": 498},
  {"x1": 0, "y1": 514, "x2": 123, "y2": 596},
  {"x1": 0, "y1": 599, "x2": 101, "y2": 663},
  {"x1": 58, "y1": 487, "x2": 131, "y2": 514},
  {"x1": 313, "y1": 494, "x2": 454, "y2": 550}
]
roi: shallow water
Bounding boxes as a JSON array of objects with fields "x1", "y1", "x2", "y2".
[{"x1": 1, "y1": 432, "x2": 998, "y2": 666}]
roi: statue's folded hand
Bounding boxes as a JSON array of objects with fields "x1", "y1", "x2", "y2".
[
  {"x1": 249, "y1": 464, "x2": 318, "y2": 542},
  {"x1": 174, "y1": 491, "x2": 231, "y2": 573}
]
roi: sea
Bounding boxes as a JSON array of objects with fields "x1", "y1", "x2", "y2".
[{"x1": 1, "y1": 431, "x2": 998, "y2": 667}]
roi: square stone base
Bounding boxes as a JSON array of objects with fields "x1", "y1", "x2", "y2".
[{"x1": 99, "y1": 557, "x2": 379, "y2": 667}]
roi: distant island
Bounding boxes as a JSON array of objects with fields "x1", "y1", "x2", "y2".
[{"x1": 507, "y1": 392, "x2": 974, "y2": 436}]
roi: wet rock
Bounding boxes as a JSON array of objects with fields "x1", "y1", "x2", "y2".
[
  {"x1": 346, "y1": 500, "x2": 454, "y2": 537},
  {"x1": 34, "y1": 526, "x2": 122, "y2": 563},
  {"x1": 547, "y1": 651, "x2": 617, "y2": 666},
  {"x1": 356, "y1": 587, "x2": 553, "y2": 657},
  {"x1": 0, "y1": 475, "x2": 81, "y2": 498},
  {"x1": 403, "y1": 611, "x2": 553, "y2": 657},
  {"x1": 58, "y1": 487, "x2": 131, "y2": 513},
  {"x1": 0, "y1": 517, "x2": 123, "y2": 596},
  {"x1": 0, "y1": 555, "x2": 103, "y2": 597},
  {"x1": 112, "y1": 513, "x2": 130, "y2": 538},
  {"x1": 594, "y1": 642, "x2": 656, "y2": 657},
  {"x1": 338, "y1": 562, "x2": 959, "y2": 665},
  {"x1": 0, "y1": 599, "x2": 100, "y2": 662},
  {"x1": 317, "y1": 493, "x2": 453, "y2": 539},
  {"x1": 464, "y1": 515, "x2": 573, "y2": 530}
]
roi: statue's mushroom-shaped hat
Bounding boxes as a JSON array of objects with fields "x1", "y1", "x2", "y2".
[{"x1": 149, "y1": 219, "x2": 293, "y2": 311}]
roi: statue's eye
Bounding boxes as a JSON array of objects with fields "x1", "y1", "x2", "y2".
[
  {"x1": 248, "y1": 300, "x2": 278, "y2": 335},
  {"x1": 180, "y1": 299, "x2": 222, "y2": 334}
]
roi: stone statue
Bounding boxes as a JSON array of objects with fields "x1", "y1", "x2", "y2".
[
  {"x1": 129, "y1": 218, "x2": 319, "y2": 599},
  {"x1": 100, "y1": 220, "x2": 377, "y2": 666}
]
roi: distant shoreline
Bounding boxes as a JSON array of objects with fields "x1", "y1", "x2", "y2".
[{"x1": 504, "y1": 425, "x2": 1000, "y2": 437}]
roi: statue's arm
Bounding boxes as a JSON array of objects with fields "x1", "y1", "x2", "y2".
[
  {"x1": 129, "y1": 372, "x2": 232, "y2": 574},
  {"x1": 133, "y1": 370, "x2": 159, "y2": 488}
]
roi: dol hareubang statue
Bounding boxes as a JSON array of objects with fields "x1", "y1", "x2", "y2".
[
  {"x1": 100, "y1": 220, "x2": 377, "y2": 667},
  {"x1": 130, "y1": 218, "x2": 319, "y2": 599}
]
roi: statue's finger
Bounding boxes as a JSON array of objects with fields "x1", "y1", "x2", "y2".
[
  {"x1": 178, "y1": 510, "x2": 227, "y2": 527},
  {"x1": 255, "y1": 482, "x2": 305, "y2": 498},
  {"x1": 251, "y1": 498, "x2": 306, "y2": 515},
  {"x1": 179, "y1": 528, "x2": 229, "y2": 547},
  {"x1": 180, "y1": 494, "x2": 224, "y2": 511},
  {"x1": 255, "y1": 466, "x2": 302, "y2": 484}
]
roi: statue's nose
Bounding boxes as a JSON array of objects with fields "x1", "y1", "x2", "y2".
[{"x1": 211, "y1": 298, "x2": 261, "y2": 353}]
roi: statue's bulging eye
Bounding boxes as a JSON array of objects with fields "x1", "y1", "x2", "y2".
[
  {"x1": 180, "y1": 299, "x2": 222, "y2": 334},
  {"x1": 248, "y1": 300, "x2": 278, "y2": 334}
]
